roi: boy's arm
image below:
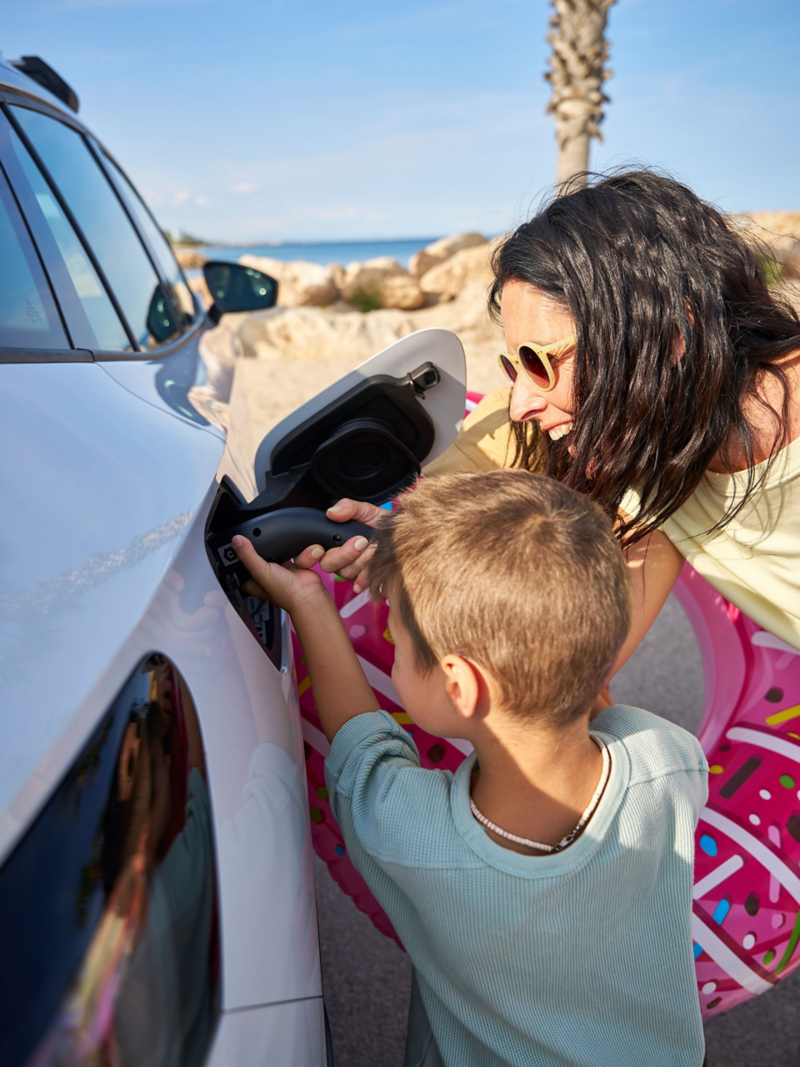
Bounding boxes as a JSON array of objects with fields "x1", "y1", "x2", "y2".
[
  {"x1": 282, "y1": 584, "x2": 380, "y2": 742},
  {"x1": 233, "y1": 536, "x2": 379, "y2": 742}
]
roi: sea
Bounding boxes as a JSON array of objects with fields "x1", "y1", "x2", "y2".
[{"x1": 195, "y1": 237, "x2": 439, "y2": 269}]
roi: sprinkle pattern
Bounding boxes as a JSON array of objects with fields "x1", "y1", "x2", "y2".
[{"x1": 687, "y1": 560, "x2": 800, "y2": 1018}]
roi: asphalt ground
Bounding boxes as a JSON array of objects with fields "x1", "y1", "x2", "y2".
[{"x1": 314, "y1": 594, "x2": 800, "y2": 1067}]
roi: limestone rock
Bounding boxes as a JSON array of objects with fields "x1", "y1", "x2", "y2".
[
  {"x1": 781, "y1": 242, "x2": 800, "y2": 281},
  {"x1": 778, "y1": 280, "x2": 800, "y2": 313},
  {"x1": 735, "y1": 213, "x2": 800, "y2": 280},
  {"x1": 409, "y1": 232, "x2": 487, "y2": 278},
  {"x1": 329, "y1": 263, "x2": 347, "y2": 290},
  {"x1": 172, "y1": 248, "x2": 208, "y2": 269},
  {"x1": 238, "y1": 255, "x2": 339, "y2": 307},
  {"x1": 237, "y1": 305, "x2": 416, "y2": 362},
  {"x1": 189, "y1": 273, "x2": 212, "y2": 309},
  {"x1": 419, "y1": 242, "x2": 494, "y2": 302},
  {"x1": 362, "y1": 255, "x2": 400, "y2": 270},
  {"x1": 742, "y1": 212, "x2": 800, "y2": 241},
  {"x1": 340, "y1": 259, "x2": 425, "y2": 310}
]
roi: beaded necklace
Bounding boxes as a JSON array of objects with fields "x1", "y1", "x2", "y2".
[{"x1": 469, "y1": 734, "x2": 610, "y2": 854}]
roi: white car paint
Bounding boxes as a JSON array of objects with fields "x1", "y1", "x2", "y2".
[
  {"x1": 0, "y1": 52, "x2": 468, "y2": 1067},
  {"x1": 1, "y1": 321, "x2": 465, "y2": 1063}
]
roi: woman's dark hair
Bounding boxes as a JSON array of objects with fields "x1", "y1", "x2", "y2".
[{"x1": 489, "y1": 170, "x2": 800, "y2": 545}]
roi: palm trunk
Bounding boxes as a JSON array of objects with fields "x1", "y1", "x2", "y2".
[{"x1": 545, "y1": 0, "x2": 616, "y2": 188}]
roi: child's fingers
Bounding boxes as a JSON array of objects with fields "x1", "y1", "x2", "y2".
[
  {"x1": 242, "y1": 577, "x2": 270, "y2": 600},
  {"x1": 232, "y1": 535, "x2": 275, "y2": 588},
  {"x1": 232, "y1": 536, "x2": 325, "y2": 615}
]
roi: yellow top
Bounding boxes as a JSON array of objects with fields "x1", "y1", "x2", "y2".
[
  {"x1": 424, "y1": 388, "x2": 516, "y2": 476},
  {"x1": 426, "y1": 389, "x2": 800, "y2": 651},
  {"x1": 629, "y1": 435, "x2": 800, "y2": 651}
]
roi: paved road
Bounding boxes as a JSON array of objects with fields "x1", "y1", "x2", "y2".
[{"x1": 314, "y1": 594, "x2": 800, "y2": 1066}]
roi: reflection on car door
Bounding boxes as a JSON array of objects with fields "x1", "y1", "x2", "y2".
[{"x1": 0, "y1": 655, "x2": 220, "y2": 1067}]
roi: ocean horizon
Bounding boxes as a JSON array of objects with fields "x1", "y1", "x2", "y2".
[{"x1": 196, "y1": 236, "x2": 442, "y2": 269}]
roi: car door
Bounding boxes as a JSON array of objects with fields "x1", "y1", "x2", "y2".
[
  {"x1": 203, "y1": 326, "x2": 466, "y2": 1065},
  {"x1": 0, "y1": 80, "x2": 315, "y2": 1067}
]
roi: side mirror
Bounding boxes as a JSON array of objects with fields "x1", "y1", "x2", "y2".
[
  {"x1": 146, "y1": 284, "x2": 180, "y2": 344},
  {"x1": 203, "y1": 261, "x2": 278, "y2": 322}
]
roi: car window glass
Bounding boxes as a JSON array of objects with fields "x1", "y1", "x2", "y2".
[
  {"x1": 5, "y1": 127, "x2": 130, "y2": 351},
  {"x1": 0, "y1": 654, "x2": 220, "y2": 1067},
  {"x1": 0, "y1": 166, "x2": 68, "y2": 350},
  {"x1": 11, "y1": 107, "x2": 180, "y2": 350},
  {"x1": 103, "y1": 153, "x2": 195, "y2": 323}
]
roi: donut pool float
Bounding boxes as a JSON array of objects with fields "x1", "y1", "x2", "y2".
[{"x1": 296, "y1": 392, "x2": 800, "y2": 1016}]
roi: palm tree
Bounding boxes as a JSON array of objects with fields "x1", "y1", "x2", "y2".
[{"x1": 545, "y1": 0, "x2": 617, "y2": 187}]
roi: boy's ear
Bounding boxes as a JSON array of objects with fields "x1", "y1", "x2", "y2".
[{"x1": 440, "y1": 655, "x2": 486, "y2": 720}]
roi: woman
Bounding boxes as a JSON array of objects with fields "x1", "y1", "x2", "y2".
[{"x1": 296, "y1": 170, "x2": 800, "y2": 673}]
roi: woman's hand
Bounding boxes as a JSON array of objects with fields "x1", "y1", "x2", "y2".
[
  {"x1": 232, "y1": 535, "x2": 328, "y2": 615},
  {"x1": 293, "y1": 499, "x2": 385, "y2": 593}
]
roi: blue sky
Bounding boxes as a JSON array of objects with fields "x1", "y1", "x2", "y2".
[{"x1": 3, "y1": 0, "x2": 798, "y2": 242}]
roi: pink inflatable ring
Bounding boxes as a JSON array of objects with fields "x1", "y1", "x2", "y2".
[{"x1": 297, "y1": 392, "x2": 800, "y2": 1017}]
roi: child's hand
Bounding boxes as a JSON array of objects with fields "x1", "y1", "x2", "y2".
[{"x1": 232, "y1": 535, "x2": 327, "y2": 615}]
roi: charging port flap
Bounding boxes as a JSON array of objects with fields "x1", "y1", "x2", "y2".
[{"x1": 205, "y1": 328, "x2": 466, "y2": 662}]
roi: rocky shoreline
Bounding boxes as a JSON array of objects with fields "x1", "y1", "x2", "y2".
[
  {"x1": 181, "y1": 231, "x2": 509, "y2": 397},
  {"x1": 180, "y1": 217, "x2": 800, "y2": 464}
]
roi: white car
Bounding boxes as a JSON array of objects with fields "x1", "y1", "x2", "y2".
[{"x1": 0, "y1": 57, "x2": 466, "y2": 1066}]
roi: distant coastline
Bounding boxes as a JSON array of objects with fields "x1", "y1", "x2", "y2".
[{"x1": 194, "y1": 236, "x2": 441, "y2": 269}]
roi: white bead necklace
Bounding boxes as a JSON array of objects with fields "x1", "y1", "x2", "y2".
[{"x1": 469, "y1": 734, "x2": 610, "y2": 854}]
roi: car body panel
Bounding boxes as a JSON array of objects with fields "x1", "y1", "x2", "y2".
[
  {"x1": 206, "y1": 996, "x2": 326, "y2": 1067},
  {"x1": 96, "y1": 325, "x2": 228, "y2": 436},
  {"x1": 72, "y1": 485, "x2": 322, "y2": 1012},
  {"x1": 0, "y1": 359, "x2": 225, "y2": 858},
  {"x1": 0, "y1": 358, "x2": 323, "y2": 1019}
]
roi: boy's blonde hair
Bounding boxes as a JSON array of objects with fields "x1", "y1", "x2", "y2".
[{"x1": 368, "y1": 469, "x2": 632, "y2": 725}]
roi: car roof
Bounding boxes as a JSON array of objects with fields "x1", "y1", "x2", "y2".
[{"x1": 0, "y1": 58, "x2": 76, "y2": 120}]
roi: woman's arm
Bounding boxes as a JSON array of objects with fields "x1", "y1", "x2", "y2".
[
  {"x1": 594, "y1": 526, "x2": 684, "y2": 716},
  {"x1": 616, "y1": 526, "x2": 685, "y2": 674}
]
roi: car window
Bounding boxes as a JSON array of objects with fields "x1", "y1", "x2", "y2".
[
  {"x1": 11, "y1": 106, "x2": 181, "y2": 351},
  {"x1": 102, "y1": 152, "x2": 195, "y2": 324},
  {"x1": 0, "y1": 654, "x2": 220, "y2": 1067},
  {"x1": 0, "y1": 164, "x2": 68, "y2": 350},
  {"x1": 4, "y1": 126, "x2": 130, "y2": 351}
]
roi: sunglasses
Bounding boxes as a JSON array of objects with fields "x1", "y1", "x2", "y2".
[{"x1": 497, "y1": 334, "x2": 576, "y2": 391}]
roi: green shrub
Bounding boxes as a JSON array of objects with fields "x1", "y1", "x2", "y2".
[
  {"x1": 348, "y1": 286, "x2": 383, "y2": 313},
  {"x1": 757, "y1": 253, "x2": 784, "y2": 288}
]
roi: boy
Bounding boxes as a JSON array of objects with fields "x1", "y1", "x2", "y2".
[{"x1": 233, "y1": 469, "x2": 707, "y2": 1067}]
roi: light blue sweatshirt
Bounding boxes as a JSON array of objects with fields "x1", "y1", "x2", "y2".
[{"x1": 325, "y1": 704, "x2": 708, "y2": 1067}]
